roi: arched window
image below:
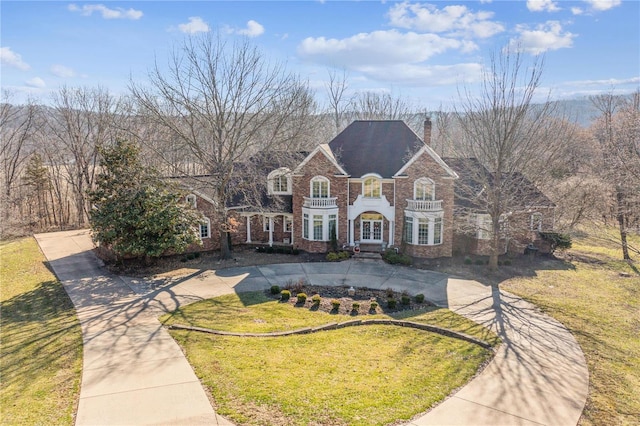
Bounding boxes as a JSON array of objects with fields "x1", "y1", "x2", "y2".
[
  {"x1": 414, "y1": 178, "x2": 435, "y2": 200},
  {"x1": 310, "y1": 176, "x2": 330, "y2": 198},
  {"x1": 267, "y1": 168, "x2": 291, "y2": 195},
  {"x1": 363, "y1": 175, "x2": 381, "y2": 198}
]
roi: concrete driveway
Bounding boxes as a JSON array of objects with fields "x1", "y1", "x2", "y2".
[{"x1": 35, "y1": 229, "x2": 588, "y2": 425}]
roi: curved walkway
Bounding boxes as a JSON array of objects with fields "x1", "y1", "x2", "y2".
[{"x1": 35, "y1": 230, "x2": 588, "y2": 426}]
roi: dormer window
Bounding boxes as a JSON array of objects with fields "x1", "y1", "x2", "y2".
[
  {"x1": 363, "y1": 175, "x2": 381, "y2": 198},
  {"x1": 268, "y1": 168, "x2": 291, "y2": 195},
  {"x1": 414, "y1": 178, "x2": 435, "y2": 200},
  {"x1": 311, "y1": 176, "x2": 329, "y2": 198},
  {"x1": 186, "y1": 194, "x2": 197, "y2": 208}
]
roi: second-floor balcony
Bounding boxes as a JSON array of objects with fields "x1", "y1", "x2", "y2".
[
  {"x1": 406, "y1": 199, "x2": 443, "y2": 211},
  {"x1": 304, "y1": 196, "x2": 338, "y2": 208}
]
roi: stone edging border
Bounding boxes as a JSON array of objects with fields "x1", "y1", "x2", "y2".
[{"x1": 168, "y1": 319, "x2": 494, "y2": 349}]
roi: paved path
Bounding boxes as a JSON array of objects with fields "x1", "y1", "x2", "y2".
[{"x1": 35, "y1": 229, "x2": 588, "y2": 425}]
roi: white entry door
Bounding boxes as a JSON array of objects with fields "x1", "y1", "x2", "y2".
[{"x1": 361, "y1": 213, "x2": 383, "y2": 242}]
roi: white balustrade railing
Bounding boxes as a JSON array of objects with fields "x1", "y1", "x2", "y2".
[
  {"x1": 406, "y1": 199, "x2": 443, "y2": 211},
  {"x1": 303, "y1": 197, "x2": 338, "y2": 208}
]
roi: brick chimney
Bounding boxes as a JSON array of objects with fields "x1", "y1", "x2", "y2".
[{"x1": 423, "y1": 118, "x2": 432, "y2": 145}]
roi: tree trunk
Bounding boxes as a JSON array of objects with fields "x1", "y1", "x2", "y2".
[
  {"x1": 616, "y1": 188, "x2": 631, "y2": 260},
  {"x1": 219, "y1": 228, "x2": 231, "y2": 260}
]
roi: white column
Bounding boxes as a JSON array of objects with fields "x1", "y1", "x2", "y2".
[
  {"x1": 245, "y1": 215, "x2": 252, "y2": 243},
  {"x1": 268, "y1": 216, "x2": 274, "y2": 247},
  {"x1": 290, "y1": 216, "x2": 294, "y2": 246},
  {"x1": 389, "y1": 220, "x2": 394, "y2": 246},
  {"x1": 349, "y1": 219, "x2": 354, "y2": 246}
]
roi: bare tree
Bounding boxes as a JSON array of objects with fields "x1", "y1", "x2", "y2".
[
  {"x1": 325, "y1": 68, "x2": 350, "y2": 135},
  {"x1": 130, "y1": 34, "x2": 317, "y2": 259},
  {"x1": 348, "y1": 91, "x2": 414, "y2": 121},
  {"x1": 591, "y1": 90, "x2": 640, "y2": 260},
  {"x1": 47, "y1": 86, "x2": 121, "y2": 227},
  {"x1": 0, "y1": 91, "x2": 40, "y2": 224},
  {"x1": 446, "y1": 47, "x2": 574, "y2": 270}
]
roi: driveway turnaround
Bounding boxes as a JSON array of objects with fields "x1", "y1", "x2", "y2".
[{"x1": 35, "y1": 230, "x2": 588, "y2": 425}]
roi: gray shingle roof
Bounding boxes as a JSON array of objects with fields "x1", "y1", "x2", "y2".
[{"x1": 328, "y1": 120, "x2": 424, "y2": 178}]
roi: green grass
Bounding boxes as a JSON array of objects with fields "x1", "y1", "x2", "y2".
[
  {"x1": 501, "y1": 229, "x2": 640, "y2": 426},
  {"x1": 162, "y1": 293, "x2": 497, "y2": 426},
  {"x1": 0, "y1": 237, "x2": 83, "y2": 425}
]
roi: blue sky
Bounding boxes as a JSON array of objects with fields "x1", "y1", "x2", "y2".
[{"x1": 1, "y1": 0, "x2": 639, "y2": 109}]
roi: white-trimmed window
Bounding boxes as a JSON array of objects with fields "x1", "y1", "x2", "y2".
[
  {"x1": 186, "y1": 194, "x2": 197, "y2": 208},
  {"x1": 414, "y1": 178, "x2": 435, "y2": 200},
  {"x1": 303, "y1": 214, "x2": 309, "y2": 239},
  {"x1": 530, "y1": 213, "x2": 543, "y2": 232},
  {"x1": 405, "y1": 216, "x2": 413, "y2": 244},
  {"x1": 200, "y1": 217, "x2": 211, "y2": 239},
  {"x1": 403, "y1": 213, "x2": 443, "y2": 246},
  {"x1": 268, "y1": 168, "x2": 291, "y2": 195},
  {"x1": 311, "y1": 176, "x2": 330, "y2": 198},
  {"x1": 363, "y1": 176, "x2": 381, "y2": 198},
  {"x1": 302, "y1": 211, "x2": 339, "y2": 241},
  {"x1": 477, "y1": 214, "x2": 492, "y2": 240},
  {"x1": 284, "y1": 216, "x2": 292, "y2": 233}
]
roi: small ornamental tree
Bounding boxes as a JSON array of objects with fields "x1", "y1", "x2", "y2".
[{"x1": 88, "y1": 140, "x2": 203, "y2": 261}]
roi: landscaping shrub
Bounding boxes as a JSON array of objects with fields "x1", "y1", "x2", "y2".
[
  {"x1": 331, "y1": 299, "x2": 341, "y2": 310},
  {"x1": 351, "y1": 302, "x2": 360, "y2": 312},
  {"x1": 292, "y1": 249, "x2": 300, "y2": 255},
  {"x1": 385, "y1": 287, "x2": 395, "y2": 298},
  {"x1": 311, "y1": 294, "x2": 321, "y2": 304},
  {"x1": 464, "y1": 256, "x2": 472, "y2": 265},
  {"x1": 297, "y1": 293, "x2": 307, "y2": 304},
  {"x1": 280, "y1": 290, "x2": 291, "y2": 301},
  {"x1": 503, "y1": 259, "x2": 512, "y2": 266},
  {"x1": 538, "y1": 232, "x2": 572, "y2": 253},
  {"x1": 387, "y1": 299, "x2": 397, "y2": 309},
  {"x1": 270, "y1": 285, "x2": 281, "y2": 295},
  {"x1": 382, "y1": 249, "x2": 411, "y2": 265},
  {"x1": 370, "y1": 301, "x2": 379, "y2": 310},
  {"x1": 326, "y1": 251, "x2": 350, "y2": 261},
  {"x1": 401, "y1": 295, "x2": 411, "y2": 305},
  {"x1": 415, "y1": 293, "x2": 425, "y2": 303}
]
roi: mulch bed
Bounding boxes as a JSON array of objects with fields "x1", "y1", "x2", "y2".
[{"x1": 270, "y1": 284, "x2": 435, "y2": 316}]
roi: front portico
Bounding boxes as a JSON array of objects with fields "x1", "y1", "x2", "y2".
[{"x1": 348, "y1": 194, "x2": 395, "y2": 247}]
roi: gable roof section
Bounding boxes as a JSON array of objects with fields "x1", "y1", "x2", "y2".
[
  {"x1": 394, "y1": 144, "x2": 458, "y2": 179},
  {"x1": 293, "y1": 143, "x2": 348, "y2": 176},
  {"x1": 328, "y1": 120, "x2": 426, "y2": 178}
]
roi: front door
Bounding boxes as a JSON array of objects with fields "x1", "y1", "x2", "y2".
[{"x1": 361, "y1": 213, "x2": 383, "y2": 242}]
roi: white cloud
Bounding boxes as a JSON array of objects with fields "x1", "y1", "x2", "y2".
[
  {"x1": 571, "y1": 7, "x2": 584, "y2": 15},
  {"x1": 562, "y1": 76, "x2": 640, "y2": 87},
  {"x1": 178, "y1": 17, "x2": 210, "y2": 34},
  {"x1": 50, "y1": 64, "x2": 76, "y2": 78},
  {"x1": 298, "y1": 30, "x2": 476, "y2": 68},
  {"x1": 25, "y1": 77, "x2": 46, "y2": 88},
  {"x1": 358, "y1": 62, "x2": 483, "y2": 86},
  {"x1": 0, "y1": 47, "x2": 30, "y2": 70},
  {"x1": 510, "y1": 21, "x2": 575, "y2": 54},
  {"x1": 237, "y1": 20, "x2": 264, "y2": 37},
  {"x1": 582, "y1": 0, "x2": 621, "y2": 11},
  {"x1": 68, "y1": 3, "x2": 143, "y2": 20},
  {"x1": 527, "y1": 0, "x2": 561, "y2": 12},
  {"x1": 387, "y1": 2, "x2": 504, "y2": 38}
]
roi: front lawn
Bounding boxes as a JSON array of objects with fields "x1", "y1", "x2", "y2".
[
  {"x1": 0, "y1": 237, "x2": 83, "y2": 425},
  {"x1": 162, "y1": 292, "x2": 497, "y2": 426},
  {"x1": 501, "y1": 229, "x2": 640, "y2": 425}
]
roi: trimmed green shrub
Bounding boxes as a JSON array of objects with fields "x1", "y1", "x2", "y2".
[
  {"x1": 415, "y1": 293, "x2": 425, "y2": 303},
  {"x1": 370, "y1": 301, "x2": 379, "y2": 310},
  {"x1": 280, "y1": 290, "x2": 291, "y2": 301},
  {"x1": 351, "y1": 302, "x2": 360, "y2": 312},
  {"x1": 270, "y1": 285, "x2": 281, "y2": 295},
  {"x1": 401, "y1": 295, "x2": 411, "y2": 305},
  {"x1": 297, "y1": 293, "x2": 307, "y2": 303},
  {"x1": 387, "y1": 299, "x2": 397, "y2": 309},
  {"x1": 464, "y1": 256, "x2": 472, "y2": 265},
  {"x1": 331, "y1": 299, "x2": 341, "y2": 310},
  {"x1": 311, "y1": 294, "x2": 321, "y2": 304},
  {"x1": 326, "y1": 251, "x2": 350, "y2": 261},
  {"x1": 538, "y1": 232, "x2": 572, "y2": 253},
  {"x1": 382, "y1": 249, "x2": 412, "y2": 265}
]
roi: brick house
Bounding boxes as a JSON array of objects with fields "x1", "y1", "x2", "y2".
[{"x1": 181, "y1": 120, "x2": 556, "y2": 259}]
